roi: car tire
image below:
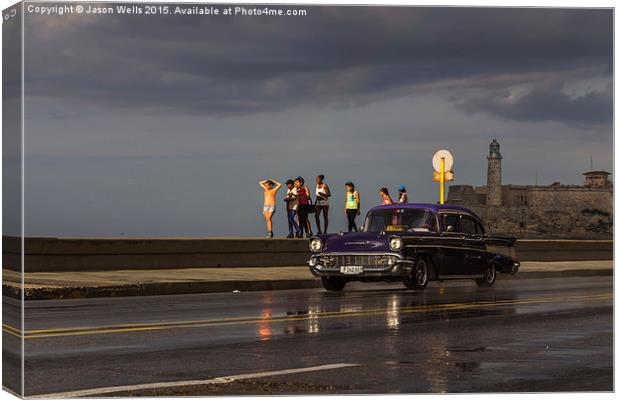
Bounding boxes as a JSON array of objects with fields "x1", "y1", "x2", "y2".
[
  {"x1": 403, "y1": 256, "x2": 430, "y2": 290},
  {"x1": 321, "y1": 276, "x2": 346, "y2": 292},
  {"x1": 475, "y1": 263, "x2": 496, "y2": 287}
]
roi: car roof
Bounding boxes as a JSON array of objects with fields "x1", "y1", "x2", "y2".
[{"x1": 368, "y1": 203, "x2": 481, "y2": 219}]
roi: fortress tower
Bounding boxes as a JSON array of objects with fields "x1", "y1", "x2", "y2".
[
  {"x1": 447, "y1": 138, "x2": 612, "y2": 238},
  {"x1": 486, "y1": 139, "x2": 502, "y2": 206}
]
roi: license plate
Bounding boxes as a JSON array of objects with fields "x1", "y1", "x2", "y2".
[{"x1": 340, "y1": 266, "x2": 363, "y2": 274}]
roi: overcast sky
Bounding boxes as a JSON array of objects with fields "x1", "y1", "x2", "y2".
[{"x1": 20, "y1": 5, "x2": 613, "y2": 237}]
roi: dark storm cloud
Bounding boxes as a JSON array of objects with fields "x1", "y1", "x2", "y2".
[
  {"x1": 453, "y1": 79, "x2": 613, "y2": 125},
  {"x1": 24, "y1": 6, "x2": 612, "y2": 125}
]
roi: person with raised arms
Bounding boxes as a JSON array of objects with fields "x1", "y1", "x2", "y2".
[{"x1": 259, "y1": 178, "x2": 282, "y2": 238}]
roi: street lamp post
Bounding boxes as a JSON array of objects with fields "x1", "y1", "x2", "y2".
[
  {"x1": 433, "y1": 149, "x2": 454, "y2": 205},
  {"x1": 440, "y1": 157, "x2": 445, "y2": 204}
]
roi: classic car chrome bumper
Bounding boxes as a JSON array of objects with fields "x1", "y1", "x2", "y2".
[{"x1": 307, "y1": 252, "x2": 414, "y2": 278}]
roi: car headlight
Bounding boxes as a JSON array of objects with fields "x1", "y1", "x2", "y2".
[
  {"x1": 388, "y1": 236, "x2": 403, "y2": 251},
  {"x1": 309, "y1": 237, "x2": 323, "y2": 253}
]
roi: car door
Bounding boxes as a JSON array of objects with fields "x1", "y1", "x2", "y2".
[
  {"x1": 459, "y1": 214, "x2": 487, "y2": 275},
  {"x1": 437, "y1": 212, "x2": 467, "y2": 276}
]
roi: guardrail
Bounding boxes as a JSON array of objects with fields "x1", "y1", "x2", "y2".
[{"x1": 2, "y1": 236, "x2": 613, "y2": 272}]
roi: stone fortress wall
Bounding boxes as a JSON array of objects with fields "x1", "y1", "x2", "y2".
[{"x1": 447, "y1": 141, "x2": 613, "y2": 239}]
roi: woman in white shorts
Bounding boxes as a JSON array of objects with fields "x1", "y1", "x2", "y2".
[
  {"x1": 314, "y1": 174, "x2": 331, "y2": 234},
  {"x1": 259, "y1": 178, "x2": 282, "y2": 238}
]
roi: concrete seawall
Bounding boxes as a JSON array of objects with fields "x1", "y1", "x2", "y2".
[
  {"x1": 2, "y1": 236, "x2": 613, "y2": 272},
  {"x1": 515, "y1": 240, "x2": 613, "y2": 262}
]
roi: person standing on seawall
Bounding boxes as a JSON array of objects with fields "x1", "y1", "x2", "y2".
[
  {"x1": 397, "y1": 186, "x2": 408, "y2": 203},
  {"x1": 345, "y1": 182, "x2": 361, "y2": 232},
  {"x1": 295, "y1": 177, "x2": 313, "y2": 238},
  {"x1": 284, "y1": 179, "x2": 300, "y2": 238},
  {"x1": 314, "y1": 174, "x2": 331, "y2": 234},
  {"x1": 379, "y1": 187, "x2": 393, "y2": 205},
  {"x1": 259, "y1": 178, "x2": 282, "y2": 238}
]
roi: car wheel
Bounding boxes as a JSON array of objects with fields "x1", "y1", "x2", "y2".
[
  {"x1": 476, "y1": 263, "x2": 496, "y2": 287},
  {"x1": 321, "y1": 276, "x2": 346, "y2": 292},
  {"x1": 404, "y1": 256, "x2": 429, "y2": 290}
]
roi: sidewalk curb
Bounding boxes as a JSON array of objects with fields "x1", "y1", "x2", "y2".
[
  {"x1": 3, "y1": 269, "x2": 612, "y2": 300},
  {"x1": 502, "y1": 269, "x2": 613, "y2": 280},
  {"x1": 3, "y1": 279, "x2": 324, "y2": 301}
]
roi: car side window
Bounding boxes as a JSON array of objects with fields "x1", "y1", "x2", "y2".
[
  {"x1": 459, "y1": 215, "x2": 477, "y2": 235},
  {"x1": 475, "y1": 220, "x2": 486, "y2": 235},
  {"x1": 442, "y1": 214, "x2": 459, "y2": 233},
  {"x1": 426, "y1": 215, "x2": 439, "y2": 233}
]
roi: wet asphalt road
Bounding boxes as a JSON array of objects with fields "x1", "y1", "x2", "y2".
[{"x1": 3, "y1": 276, "x2": 613, "y2": 395}]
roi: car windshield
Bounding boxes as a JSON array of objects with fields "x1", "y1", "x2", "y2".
[{"x1": 363, "y1": 208, "x2": 437, "y2": 233}]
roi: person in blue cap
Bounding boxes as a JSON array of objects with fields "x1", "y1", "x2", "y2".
[{"x1": 397, "y1": 186, "x2": 408, "y2": 204}]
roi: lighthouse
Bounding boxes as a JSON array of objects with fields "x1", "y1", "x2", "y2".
[{"x1": 486, "y1": 139, "x2": 502, "y2": 206}]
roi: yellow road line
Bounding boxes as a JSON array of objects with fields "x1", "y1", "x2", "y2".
[
  {"x1": 21, "y1": 300, "x2": 503, "y2": 333},
  {"x1": 5, "y1": 293, "x2": 612, "y2": 339},
  {"x1": 20, "y1": 292, "x2": 609, "y2": 334},
  {"x1": 2, "y1": 293, "x2": 611, "y2": 340},
  {"x1": 9, "y1": 299, "x2": 502, "y2": 334},
  {"x1": 2, "y1": 328, "x2": 22, "y2": 339},
  {"x1": 0, "y1": 296, "x2": 556, "y2": 336},
  {"x1": 2, "y1": 323, "x2": 21, "y2": 333},
  {"x1": 2, "y1": 323, "x2": 23, "y2": 338}
]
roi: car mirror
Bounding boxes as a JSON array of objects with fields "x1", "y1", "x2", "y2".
[{"x1": 445, "y1": 225, "x2": 455, "y2": 233}]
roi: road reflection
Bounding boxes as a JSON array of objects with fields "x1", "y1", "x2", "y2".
[
  {"x1": 271, "y1": 286, "x2": 521, "y2": 342},
  {"x1": 258, "y1": 309, "x2": 272, "y2": 341},
  {"x1": 386, "y1": 294, "x2": 400, "y2": 330},
  {"x1": 307, "y1": 306, "x2": 320, "y2": 334},
  {"x1": 257, "y1": 293, "x2": 274, "y2": 340}
]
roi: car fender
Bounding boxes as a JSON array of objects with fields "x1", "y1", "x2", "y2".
[
  {"x1": 491, "y1": 253, "x2": 517, "y2": 274},
  {"x1": 405, "y1": 248, "x2": 439, "y2": 280}
]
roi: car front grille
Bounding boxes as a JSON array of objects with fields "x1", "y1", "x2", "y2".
[
  {"x1": 337, "y1": 255, "x2": 379, "y2": 267},
  {"x1": 320, "y1": 254, "x2": 398, "y2": 270}
]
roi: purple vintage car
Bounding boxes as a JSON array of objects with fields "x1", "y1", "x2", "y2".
[{"x1": 308, "y1": 203, "x2": 520, "y2": 291}]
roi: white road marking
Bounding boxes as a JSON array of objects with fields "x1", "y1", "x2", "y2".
[{"x1": 31, "y1": 363, "x2": 360, "y2": 398}]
